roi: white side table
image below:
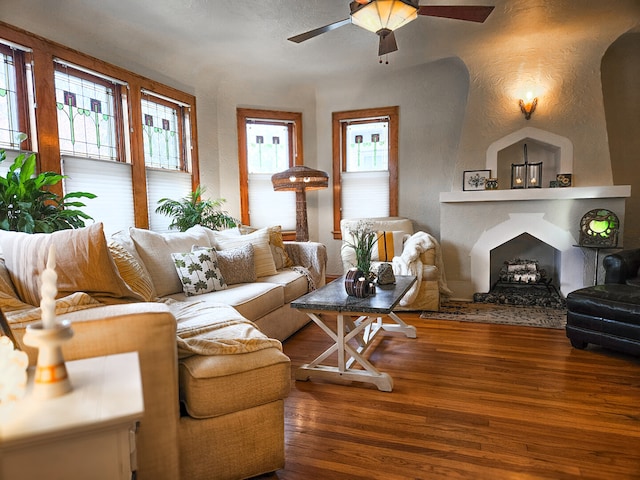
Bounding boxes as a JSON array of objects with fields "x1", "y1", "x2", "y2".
[{"x1": 0, "y1": 351, "x2": 144, "y2": 480}]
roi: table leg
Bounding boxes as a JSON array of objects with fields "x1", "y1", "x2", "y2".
[
  {"x1": 295, "y1": 312, "x2": 396, "y2": 391},
  {"x1": 382, "y1": 312, "x2": 417, "y2": 338}
]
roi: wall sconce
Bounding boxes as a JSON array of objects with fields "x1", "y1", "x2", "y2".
[
  {"x1": 519, "y1": 91, "x2": 538, "y2": 120},
  {"x1": 511, "y1": 144, "x2": 542, "y2": 189}
]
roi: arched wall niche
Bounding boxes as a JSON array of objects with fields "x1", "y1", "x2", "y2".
[{"x1": 486, "y1": 127, "x2": 573, "y2": 189}]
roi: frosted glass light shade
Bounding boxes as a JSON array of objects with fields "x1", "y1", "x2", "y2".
[{"x1": 351, "y1": 0, "x2": 418, "y2": 33}]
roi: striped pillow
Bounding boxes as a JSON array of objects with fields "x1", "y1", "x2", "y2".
[
  {"x1": 372, "y1": 230, "x2": 405, "y2": 262},
  {"x1": 208, "y1": 227, "x2": 277, "y2": 278},
  {"x1": 108, "y1": 241, "x2": 156, "y2": 301}
]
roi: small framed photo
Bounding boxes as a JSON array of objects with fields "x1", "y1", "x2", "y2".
[{"x1": 463, "y1": 170, "x2": 491, "y2": 191}]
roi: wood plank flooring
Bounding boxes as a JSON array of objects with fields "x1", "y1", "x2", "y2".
[{"x1": 258, "y1": 312, "x2": 640, "y2": 480}]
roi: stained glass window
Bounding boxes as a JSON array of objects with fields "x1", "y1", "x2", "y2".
[
  {"x1": 141, "y1": 98, "x2": 181, "y2": 170},
  {"x1": 246, "y1": 122, "x2": 290, "y2": 173},
  {"x1": 54, "y1": 68, "x2": 119, "y2": 160},
  {"x1": 345, "y1": 121, "x2": 388, "y2": 172},
  {"x1": 0, "y1": 45, "x2": 26, "y2": 149}
]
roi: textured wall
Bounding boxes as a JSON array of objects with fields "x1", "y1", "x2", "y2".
[
  {"x1": 313, "y1": 59, "x2": 469, "y2": 275},
  {"x1": 602, "y1": 32, "x2": 640, "y2": 249}
]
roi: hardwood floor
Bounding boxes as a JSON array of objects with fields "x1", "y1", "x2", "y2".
[{"x1": 259, "y1": 313, "x2": 640, "y2": 480}]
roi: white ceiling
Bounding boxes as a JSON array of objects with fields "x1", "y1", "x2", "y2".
[{"x1": 2, "y1": 0, "x2": 640, "y2": 91}]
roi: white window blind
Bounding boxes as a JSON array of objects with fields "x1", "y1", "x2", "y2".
[
  {"x1": 341, "y1": 170, "x2": 390, "y2": 219},
  {"x1": 62, "y1": 156, "x2": 134, "y2": 237},
  {"x1": 146, "y1": 168, "x2": 192, "y2": 232},
  {"x1": 248, "y1": 173, "x2": 296, "y2": 230}
]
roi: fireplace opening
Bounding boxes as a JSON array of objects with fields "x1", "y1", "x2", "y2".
[{"x1": 473, "y1": 232, "x2": 566, "y2": 308}]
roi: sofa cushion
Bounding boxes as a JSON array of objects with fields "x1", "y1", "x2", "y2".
[
  {"x1": 257, "y1": 269, "x2": 309, "y2": 304},
  {"x1": 108, "y1": 241, "x2": 156, "y2": 301},
  {"x1": 207, "y1": 227, "x2": 277, "y2": 278},
  {"x1": 165, "y1": 282, "x2": 284, "y2": 323},
  {"x1": 238, "y1": 225, "x2": 293, "y2": 270},
  {"x1": 179, "y1": 347, "x2": 290, "y2": 419},
  {"x1": 215, "y1": 244, "x2": 257, "y2": 285},
  {"x1": 171, "y1": 248, "x2": 227, "y2": 296},
  {"x1": 130, "y1": 226, "x2": 212, "y2": 297},
  {"x1": 0, "y1": 223, "x2": 143, "y2": 306}
]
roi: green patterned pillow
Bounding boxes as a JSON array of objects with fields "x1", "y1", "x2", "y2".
[{"x1": 171, "y1": 247, "x2": 227, "y2": 296}]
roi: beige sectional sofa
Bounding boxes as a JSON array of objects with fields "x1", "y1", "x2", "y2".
[{"x1": 0, "y1": 222, "x2": 326, "y2": 480}]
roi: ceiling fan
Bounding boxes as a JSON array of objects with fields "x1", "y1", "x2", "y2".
[{"x1": 288, "y1": 1, "x2": 494, "y2": 61}]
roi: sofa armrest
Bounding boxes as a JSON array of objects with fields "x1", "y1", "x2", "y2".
[
  {"x1": 604, "y1": 249, "x2": 640, "y2": 284},
  {"x1": 284, "y1": 241, "x2": 327, "y2": 287},
  {"x1": 14, "y1": 303, "x2": 181, "y2": 480}
]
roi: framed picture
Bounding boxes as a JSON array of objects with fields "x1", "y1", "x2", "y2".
[{"x1": 463, "y1": 170, "x2": 491, "y2": 191}]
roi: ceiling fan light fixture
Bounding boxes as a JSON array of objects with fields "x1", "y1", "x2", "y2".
[{"x1": 351, "y1": 0, "x2": 419, "y2": 34}]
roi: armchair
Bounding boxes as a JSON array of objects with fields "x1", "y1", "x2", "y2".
[
  {"x1": 340, "y1": 217, "x2": 451, "y2": 311},
  {"x1": 565, "y1": 248, "x2": 640, "y2": 356}
]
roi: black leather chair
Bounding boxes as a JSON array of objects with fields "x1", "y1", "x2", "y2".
[{"x1": 565, "y1": 248, "x2": 640, "y2": 356}]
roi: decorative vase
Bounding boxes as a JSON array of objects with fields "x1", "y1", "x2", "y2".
[
  {"x1": 345, "y1": 268, "x2": 371, "y2": 298},
  {"x1": 22, "y1": 320, "x2": 74, "y2": 399}
]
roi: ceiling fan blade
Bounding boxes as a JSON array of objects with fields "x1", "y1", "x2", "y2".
[
  {"x1": 417, "y1": 5, "x2": 495, "y2": 23},
  {"x1": 288, "y1": 18, "x2": 351, "y2": 43},
  {"x1": 378, "y1": 30, "x2": 398, "y2": 56}
]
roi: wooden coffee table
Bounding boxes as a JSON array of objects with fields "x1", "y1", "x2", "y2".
[{"x1": 291, "y1": 275, "x2": 417, "y2": 392}]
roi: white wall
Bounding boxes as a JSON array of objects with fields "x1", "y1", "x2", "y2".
[{"x1": 314, "y1": 59, "x2": 469, "y2": 276}]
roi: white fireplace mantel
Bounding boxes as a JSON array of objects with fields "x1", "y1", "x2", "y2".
[{"x1": 440, "y1": 185, "x2": 631, "y2": 203}]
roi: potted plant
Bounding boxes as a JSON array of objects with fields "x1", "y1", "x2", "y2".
[
  {"x1": 0, "y1": 149, "x2": 96, "y2": 233},
  {"x1": 345, "y1": 220, "x2": 378, "y2": 277},
  {"x1": 156, "y1": 185, "x2": 238, "y2": 232}
]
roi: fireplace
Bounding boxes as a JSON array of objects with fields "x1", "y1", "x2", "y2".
[
  {"x1": 439, "y1": 128, "x2": 631, "y2": 301},
  {"x1": 470, "y1": 212, "x2": 582, "y2": 297}
]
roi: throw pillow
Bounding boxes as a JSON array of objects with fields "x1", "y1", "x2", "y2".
[
  {"x1": 225, "y1": 224, "x2": 292, "y2": 270},
  {"x1": 213, "y1": 243, "x2": 257, "y2": 284},
  {"x1": 206, "y1": 227, "x2": 277, "y2": 277},
  {"x1": 266, "y1": 225, "x2": 293, "y2": 270},
  {"x1": 108, "y1": 241, "x2": 157, "y2": 301},
  {"x1": 372, "y1": 230, "x2": 406, "y2": 262},
  {"x1": 0, "y1": 223, "x2": 144, "y2": 306},
  {"x1": 129, "y1": 225, "x2": 212, "y2": 297},
  {"x1": 171, "y1": 248, "x2": 226, "y2": 296}
]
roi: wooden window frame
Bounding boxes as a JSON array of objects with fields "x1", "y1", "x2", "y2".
[
  {"x1": 332, "y1": 106, "x2": 399, "y2": 240},
  {"x1": 236, "y1": 108, "x2": 303, "y2": 239},
  {"x1": 0, "y1": 22, "x2": 200, "y2": 230},
  {"x1": 141, "y1": 92, "x2": 189, "y2": 172},
  {"x1": 0, "y1": 43, "x2": 32, "y2": 151},
  {"x1": 53, "y1": 62, "x2": 127, "y2": 162}
]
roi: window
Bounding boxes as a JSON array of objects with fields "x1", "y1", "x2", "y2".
[
  {"x1": 237, "y1": 108, "x2": 303, "y2": 233},
  {"x1": 1, "y1": 23, "x2": 200, "y2": 236},
  {"x1": 332, "y1": 106, "x2": 399, "y2": 239},
  {"x1": 0, "y1": 41, "x2": 35, "y2": 173},
  {"x1": 142, "y1": 91, "x2": 193, "y2": 232},
  {"x1": 54, "y1": 61, "x2": 134, "y2": 236}
]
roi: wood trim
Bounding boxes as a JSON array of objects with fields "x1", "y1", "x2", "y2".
[
  {"x1": 0, "y1": 21, "x2": 199, "y2": 229},
  {"x1": 331, "y1": 106, "x2": 399, "y2": 240}
]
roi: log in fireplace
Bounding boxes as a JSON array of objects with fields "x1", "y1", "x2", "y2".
[{"x1": 473, "y1": 258, "x2": 566, "y2": 309}]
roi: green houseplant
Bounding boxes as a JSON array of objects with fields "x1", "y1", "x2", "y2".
[
  {"x1": 0, "y1": 149, "x2": 96, "y2": 233},
  {"x1": 156, "y1": 185, "x2": 238, "y2": 232},
  {"x1": 345, "y1": 220, "x2": 378, "y2": 276}
]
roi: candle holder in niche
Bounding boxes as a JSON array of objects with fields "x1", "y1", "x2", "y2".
[{"x1": 511, "y1": 143, "x2": 542, "y2": 189}]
